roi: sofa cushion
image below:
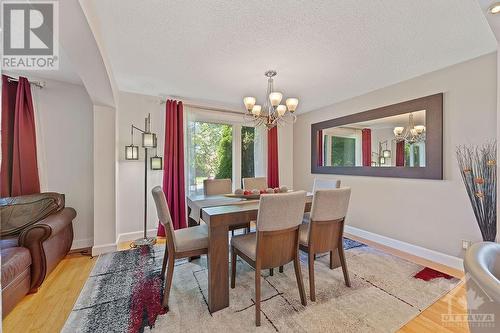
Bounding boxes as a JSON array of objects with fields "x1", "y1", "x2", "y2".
[
  {"x1": 0, "y1": 193, "x2": 65, "y2": 237},
  {"x1": 1, "y1": 247, "x2": 31, "y2": 288}
]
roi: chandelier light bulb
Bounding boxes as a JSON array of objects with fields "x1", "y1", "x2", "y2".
[
  {"x1": 251, "y1": 104, "x2": 262, "y2": 116},
  {"x1": 276, "y1": 104, "x2": 287, "y2": 117},
  {"x1": 243, "y1": 96, "x2": 256, "y2": 111},
  {"x1": 269, "y1": 92, "x2": 283, "y2": 107},
  {"x1": 393, "y1": 127, "x2": 404, "y2": 136},
  {"x1": 414, "y1": 125, "x2": 425, "y2": 134},
  {"x1": 286, "y1": 98, "x2": 299, "y2": 112}
]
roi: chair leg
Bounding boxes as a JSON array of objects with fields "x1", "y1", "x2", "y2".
[
  {"x1": 269, "y1": 268, "x2": 274, "y2": 276},
  {"x1": 231, "y1": 247, "x2": 237, "y2": 289},
  {"x1": 161, "y1": 247, "x2": 169, "y2": 277},
  {"x1": 247, "y1": 226, "x2": 251, "y2": 233},
  {"x1": 338, "y1": 246, "x2": 351, "y2": 287},
  {"x1": 162, "y1": 256, "x2": 175, "y2": 309},
  {"x1": 279, "y1": 265, "x2": 284, "y2": 273},
  {"x1": 293, "y1": 255, "x2": 307, "y2": 306},
  {"x1": 329, "y1": 250, "x2": 334, "y2": 270},
  {"x1": 308, "y1": 252, "x2": 316, "y2": 302},
  {"x1": 255, "y1": 266, "x2": 261, "y2": 326},
  {"x1": 231, "y1": 230, "x2": 235, "y2": 237}
]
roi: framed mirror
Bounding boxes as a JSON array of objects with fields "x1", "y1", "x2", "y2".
[{"x1": 311, "y1": 93, "x2": 443, "y2": 179}]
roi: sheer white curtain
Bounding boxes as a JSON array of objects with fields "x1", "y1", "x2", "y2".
[{"x1": 31, "y1": 85, "x2": 48, "y2": 191}]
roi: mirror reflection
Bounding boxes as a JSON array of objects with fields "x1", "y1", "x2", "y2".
[{"x1": 316, "y1": 110, "x2": 426, "y2": 168}]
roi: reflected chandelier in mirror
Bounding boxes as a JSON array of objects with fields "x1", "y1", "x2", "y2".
[{"x1": 311, "y1": 94, "x2": 443, "y2": 179}]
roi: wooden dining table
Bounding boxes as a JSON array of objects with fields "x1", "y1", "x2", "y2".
[{"x1": 187, "y1": 192, "x2": 342, "y2": 313}]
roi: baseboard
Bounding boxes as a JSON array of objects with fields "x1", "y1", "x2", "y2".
[
  {"x1": 116, "y1": 228, "x2": 159, "y2": 244},
  {"x1": 92, "y1": 243, "x2": 117, "y2": 256},
  {"x1": 71, "y1": 238, "x2": 93, "y2": 250},
  {"x1": 345, "y1": 225, "x2": 464, "y2": 273}
]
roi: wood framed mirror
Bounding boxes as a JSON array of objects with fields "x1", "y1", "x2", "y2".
[{"x1": 311, "y1": 93, "x2": 443, "y2": 179}]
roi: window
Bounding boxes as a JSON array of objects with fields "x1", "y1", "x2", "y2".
[
  {"x1": 331, "y1": 136, "x2": 356, "y2": 167},
  {"x1": 186, "y1": 110, "x2": 263, "y2": 196},
  {"x1": 241, "y1": 126, "x2": 255, "y2": 179},
  {"x1": 404, "y1": 142, "x2": 426, "y2": 167}
]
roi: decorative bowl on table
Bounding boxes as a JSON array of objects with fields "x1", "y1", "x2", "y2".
[{"x1": 224, "y1": 186, "x2": 289, "y2": 199}]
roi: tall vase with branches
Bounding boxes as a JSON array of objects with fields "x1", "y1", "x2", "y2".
[{"x1": 456, "y1": 142, "x2": 497, "y2": 242}]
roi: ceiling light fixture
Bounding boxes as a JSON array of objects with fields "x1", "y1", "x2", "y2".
[
  {"x1": 393, "y1": 113, "x2": 426, "y2": 144},
  {"x1": 243, "y1": 70, "x2": 298, "y2": 129},
  {"x1": 488, "y1": 2, "x2": 500, "y2": 14}
]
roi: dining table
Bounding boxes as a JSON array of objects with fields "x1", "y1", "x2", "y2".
[{"x1": 186, "y1": 191, "x2": 344, "y2": 313}]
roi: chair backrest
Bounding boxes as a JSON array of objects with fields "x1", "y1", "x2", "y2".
[
  {"x1": 310, "y1": 187, "x2": 351, "y2": 222},
  {"x1": 152, "y1": 186, "x2": 177, "y2": 251},
  {"x1": 256, "y1": 191, "x2": 306, "y2": 269},
  {"x1": 312, "y1": 178, "x2": 341, "y2": 193},
  {"x1": 307, "y1": 188, "x2": 351, "y2": 253},
  {"x1": 203, "y1": 178, "x2": 232, "y2": 196},
  {"x1": 242, "y1": 177, "x2": 267, "y2": 190},
  {"x1": 257, "y1": 191, "x2": 306, "y2": 232}
]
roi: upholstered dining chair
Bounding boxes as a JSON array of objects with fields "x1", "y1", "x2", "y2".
[
  {"x1": 299, "y1": 187, "x2": 351, "y2": 301},
  {"x1": 203, "y1": 178, "x2": 232, "y2": 196},
  {"x1": 204, "y1": 178, "x2": 250, "y2": 235},
  {"x1": 242, "y1": 177, "x2": 268, "y2": 190},
  {"x1": 230, "y1": 191, "x2": 307, "y2": 326},
  {"x1": 312, "y1": 178, "x2": 341, "y2": 192},
  {"x1": 152, "y1": 186, "x2": 209, "y2": 310}
]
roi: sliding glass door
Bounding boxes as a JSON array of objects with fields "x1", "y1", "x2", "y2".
[{"x1": 186, "y1": 113, "x2": 263, "y2": 196}]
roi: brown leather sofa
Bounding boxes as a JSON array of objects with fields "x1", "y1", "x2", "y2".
[{"x1": 1, "y1": 193, "x2": 76, "y2": 317}]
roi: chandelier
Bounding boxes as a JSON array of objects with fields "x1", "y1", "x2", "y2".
[
  {"x1": 243, "y1": 70, "x2": 299, "y2": 129},
  {"x1": 393, "y1": 112, "x2": 426, "y2": 144}
]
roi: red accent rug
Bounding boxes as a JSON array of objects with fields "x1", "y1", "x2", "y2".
[{"x1": 414, "y1": 267, "x2": 453, "y2": 281}]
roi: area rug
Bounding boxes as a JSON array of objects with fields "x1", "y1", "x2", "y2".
[{"x1": 63, "y1": 239, "x2": 459, "y2": 333}]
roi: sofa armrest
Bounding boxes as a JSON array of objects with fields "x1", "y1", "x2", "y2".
[{"x1": 18, "y1": 208, "x2": 77, "y2": 290}]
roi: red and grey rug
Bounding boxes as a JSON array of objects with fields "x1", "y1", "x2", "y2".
[{"x1": 63, "y1": 239, "x2": 458, "y2": 333}]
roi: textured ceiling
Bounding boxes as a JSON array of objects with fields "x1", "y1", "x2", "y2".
[{"x1": 90, "y1": 0, "x2": 496, "y2": 113}]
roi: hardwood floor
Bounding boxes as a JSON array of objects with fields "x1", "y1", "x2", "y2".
[{"x1": 3, "y1": 237, "x2": 471, "y2": 333}]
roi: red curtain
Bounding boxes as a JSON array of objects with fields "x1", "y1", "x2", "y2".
[
  {"x1": 361, "y1": 128, "x2": 371, "y2": 167},
  {"x1": 267, "y1": 126, "x2": 279, "y2": 188},
  {"x1": 159, "y1": 100, "x2": 187, "y2": 235},
  {"x1": 1, "y1": 75, "x2": 40, "y2": 197},
  {"x1": 396, "y1": 141, "x2": 405, "y2": 166},
  {"x1": 317, "y1": 130, "x2": 323, "y2": 166}
]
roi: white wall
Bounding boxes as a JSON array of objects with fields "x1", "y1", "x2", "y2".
[
  {"x1": 117, "y1": 92, "x2": 165, "y2": 239},
  {"x1": 32, "y1": 79, "x2": 94, "y2": 249},
  {"x1": 294, "y1": 53, "x2": 497, "y2": 258}
]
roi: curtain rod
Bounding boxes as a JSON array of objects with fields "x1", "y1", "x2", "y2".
[
  {"x1": 7, "y1": 76, "x2": 45, "y2": 89},
  {"x1": 159, "y1": 98, "x2": 244, "y2": 116}
]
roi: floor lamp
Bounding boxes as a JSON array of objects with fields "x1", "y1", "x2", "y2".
[{"x1": 125, "y1": 113, "x2": 163, "y2": 247}]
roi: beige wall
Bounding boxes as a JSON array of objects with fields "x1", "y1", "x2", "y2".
[
  {"x1": 31, "y1": 79, "x2": 94, "y2": 249},
  {"x1": 294, "y1": 53, "x2": 497, "y2": 258}
]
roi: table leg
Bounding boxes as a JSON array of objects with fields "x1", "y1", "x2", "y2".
[
  {"x1": 207, "y1": 222, "x2": 229, "y2": 313},
  {"x1": 187, "y1": 206, "x2": 201, "y2": 261}
]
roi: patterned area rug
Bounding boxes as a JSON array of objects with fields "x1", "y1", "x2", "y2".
[{"x1": 63, "y1": 239, "x2": 458, "y2": 333}]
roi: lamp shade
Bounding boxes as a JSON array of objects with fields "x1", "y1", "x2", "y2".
[
  {"x1": 285, "y1": 98, "x2": 299, "y2": 112},
  {"x1": 142, "y1": 132, "x2": 157, "y2": 148},
  {"x1": 125, "y1": 145, "x2": 139, "y2": 160},
  {"x1": 379, "y1": 157, "x2": 385, "y2": 165},
  {"x1": 251, "y1": 105, "x2": 262, "y2": 116},
  {"x1": 276, "y1": 104, "x2": 287, "y2": 117},
  {"x1": 243, "y1": 96, "x2": 256, "y2": 111},
  {"x1": 150, "y1": 156, "x2": 163, "y2": 170},
  {"x1": 269, "y1": 92, "x2": 283, "y2": 107},
  {"x1": 383, "y1": 149, "x2": 391, "y2": 158}
]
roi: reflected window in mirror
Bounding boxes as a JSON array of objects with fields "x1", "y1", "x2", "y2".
[{"x1": 311, "y1": 94, "x2": 442, "y2": 179}]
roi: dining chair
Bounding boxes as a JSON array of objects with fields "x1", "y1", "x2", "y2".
[
  {"x1": 303, "y1": 178, "x2": 342, "y2": 225},
  {"x1": 298, "y1": 187, "x2": 351, "y2": 301},
  {"x1": 230, "y1": 191, "x2": 307, "y2": 326},
  {"x1": 312, "y1": 178, "x2": 341, "y2": 192},
  {"x1": 203, "y1": 178, "x2": 232, "y2": 196},
  {"x1": 242, "y1": 177, "x2": 268, "y2": 190},
  {"x1": 203, "y1": 178, "x2": 250, "y2": 235},
  {"x1": 151, "y1": 186, "x2": 209, "y2": 310}
]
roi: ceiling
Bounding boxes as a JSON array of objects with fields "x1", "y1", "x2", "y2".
[
  {"x1": 350, "y1": 110, "x2": 426, "y2": 130},
  {"x1": 89, "y1": 0, "x2": 496, "y2": 113}
]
